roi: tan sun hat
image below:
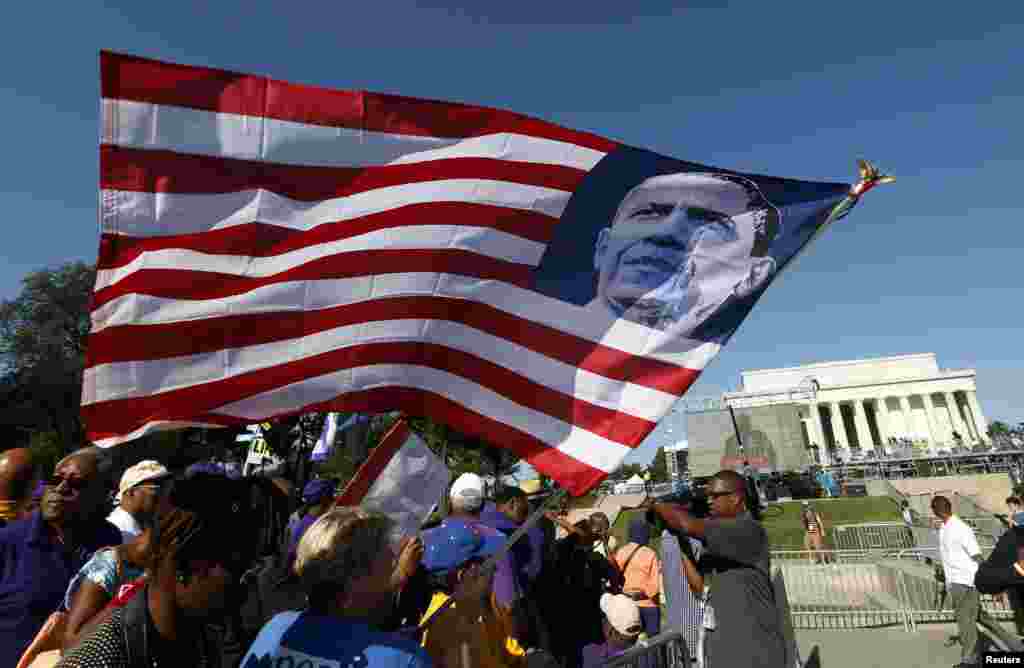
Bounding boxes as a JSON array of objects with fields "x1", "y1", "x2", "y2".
[
  {"x1": 600, "y1": 593, "x2": 642, "y2": 637},
  {"x1": 116, "y1": 460, "x2": 171, "y2": 502}
]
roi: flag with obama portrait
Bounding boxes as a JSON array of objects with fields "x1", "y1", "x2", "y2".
[{"x1": 88, "y1": 53, "x2": 890, "y2": 495}]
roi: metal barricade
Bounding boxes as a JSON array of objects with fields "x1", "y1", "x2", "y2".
[
  {"x1": 831, "y1": 522, "x2": 916, "y2": 551},
  {"x1": 772, "y1": 550, "x2": 911, "y2": 630},
  {"x1": 771, "y1": 548, "x2": 1015, "y2": 634},
  {"x1": 601, "y1": 631, "x2": 691, "y2": 668}
]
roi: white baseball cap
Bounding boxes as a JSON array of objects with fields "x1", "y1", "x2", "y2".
[
  {"x1": 600, "y1": 593, "x2": 642, "y2": 637},
  {"x1": 449, "y1": 472, "x2": 485, "y2": 509},
  {"x1": 116, "y1": 460, "x2": 171, "y2": 502}
]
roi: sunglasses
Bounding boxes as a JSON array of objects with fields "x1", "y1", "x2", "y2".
[{"x1": 45, "y1": 475, "x2": 89, "y2": 493}]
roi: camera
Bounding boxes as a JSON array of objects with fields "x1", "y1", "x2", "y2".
[{"x1": 645, "y1": 487, "x2": 710, "y2": 532}]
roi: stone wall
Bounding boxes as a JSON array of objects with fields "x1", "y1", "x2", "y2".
[{"x1": 867, "y1": 473, "x2": 1012, "y2": 515}]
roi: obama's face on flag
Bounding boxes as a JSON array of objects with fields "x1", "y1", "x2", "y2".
[{"x1": 591, "y1": 173, "x2": 780, "y2": 331}]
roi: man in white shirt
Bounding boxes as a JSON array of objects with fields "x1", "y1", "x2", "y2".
[
  {"x1": 106, "y1": 460, "x2": 170, "y2": 541},
  {"x1": 933, "y1": 495, "x2": 997, "y2": 667}
]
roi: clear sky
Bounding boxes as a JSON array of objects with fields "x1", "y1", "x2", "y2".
[{"x1": 2, "y1": 2, "x2": 1021, "y2": 465}]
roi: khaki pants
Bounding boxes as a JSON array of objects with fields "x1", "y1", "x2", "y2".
[{"x1": 948, "y1": 583, "x2": 999, "y2": 662}]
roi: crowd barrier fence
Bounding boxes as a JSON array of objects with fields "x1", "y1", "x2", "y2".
[
  {"x1": 600, "y1": 630, "x2": 690, "y2": 668},
  {"x1": 771, "y1": 548, "x2": 1015, "y2": 633}
]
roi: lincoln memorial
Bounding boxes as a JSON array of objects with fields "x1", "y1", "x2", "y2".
[{"x1": 722, "y1": 353, "x2": 990, "y2": 465}]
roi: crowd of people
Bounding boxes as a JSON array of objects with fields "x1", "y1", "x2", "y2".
[{"x1": 0, "y1": 443, "x2": 844, "y2": 668}]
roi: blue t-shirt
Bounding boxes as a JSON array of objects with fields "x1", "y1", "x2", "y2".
[
  {"x1": 241, "y1": 611, "x2": 432, "y2": 668},
  {"x1": 1013, "y1": 512, "x2": 1024, "y2": 527}
]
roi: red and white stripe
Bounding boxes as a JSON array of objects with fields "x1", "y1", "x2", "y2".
[{"x1": 89, "y1": 52, "x2": 716, "y2": 495}]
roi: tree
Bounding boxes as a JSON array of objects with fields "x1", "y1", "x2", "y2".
[
  {"x1": 988, "y1": 421, "x2": 1011, "y2": 438},
  {"x1": 610, "y1": 463, "x2": 645, "y2": 480},
  {"x1": 0, "y1": 262, "x2": 96, "y2": 454},
  {"x1": 406, "y1": 416, "x2": 520, "y2": 479},
  {"x1": 649, "y1": 446, "x2": 669, "y2": 483}
]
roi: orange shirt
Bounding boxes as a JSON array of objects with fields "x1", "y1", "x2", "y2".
[{"x1": 612, "y1": 543, "x2": 661, "y2": 607}]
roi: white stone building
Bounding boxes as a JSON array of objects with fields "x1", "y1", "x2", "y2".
[
  {"x1": 665, "y1": 442, "x2": 689, "y2": 479},
  {"x1": 723, "y1": 353, "x2": 989, "y2": 465}
]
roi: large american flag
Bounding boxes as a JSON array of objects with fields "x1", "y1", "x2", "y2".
[{"x1": 86, "y1": 52, "x2": 855, "y2": 495}]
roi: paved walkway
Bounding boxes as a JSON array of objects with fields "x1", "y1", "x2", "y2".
[{"x1": 796, "y1": 622, "x2": 1009, "y2": 668}]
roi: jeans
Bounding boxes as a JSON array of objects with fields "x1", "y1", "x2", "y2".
[{"x1": 638, "y1": 606, "x2": 661, "y2": 637}]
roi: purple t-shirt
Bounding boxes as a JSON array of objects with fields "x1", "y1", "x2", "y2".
[
  {"x1": 478, "y1": 506, "x2": 545, "y2": 585},
  {"x1": 582, "y1": 642, "x2": 625, "y2": 668}
]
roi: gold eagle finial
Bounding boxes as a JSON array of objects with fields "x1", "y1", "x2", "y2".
[{"x1": 851, "y1": 159, "x2": 895, "y2": 197}]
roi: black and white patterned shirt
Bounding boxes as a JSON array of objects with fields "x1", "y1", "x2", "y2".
[
  {"x1": 56, "y1": 609, "x2": 132, "y2": 668},
  {"x1": 56, "y1": 607, "x2": 214, "y2": 668}
]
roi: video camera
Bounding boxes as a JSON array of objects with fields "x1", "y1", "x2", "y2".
[{"x1": 642, "y1": 487, "x2": 711, "y2": 560}]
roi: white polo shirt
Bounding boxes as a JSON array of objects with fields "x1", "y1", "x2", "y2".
[{"x1": 938, "y1": 515, "x2": 982, "y2": 586}]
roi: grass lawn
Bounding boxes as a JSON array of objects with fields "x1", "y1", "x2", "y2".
[{"x1": 610, "y1": 497, "x2": 901, "y2": 550}]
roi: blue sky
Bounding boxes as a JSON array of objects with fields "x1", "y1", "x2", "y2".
[{"x1": 2, "y1": 2, "x2": 1021, "y2": 465}]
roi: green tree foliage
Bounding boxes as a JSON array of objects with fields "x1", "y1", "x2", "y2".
[
  {"x1": 316, "y1": 413, "x2": 401, "y2": 483},
  {"x1": 610, "y1": 463, "x2": 645, "y2": 480},
  {"x1": 0, "y1": 262, "x2": 96, "y2": 454},
  {"x1": 28, "y1": 430, "x2": 64, "y2": 478},
  {"x1": 649, "y1": 446, "x2": 669, "y2": 483},
  {"x1": 406, "y1": 416, "x2": 519, "y2": 478},
  {"x1": 988, "y1": 421, "x2": 1011, "y2": 438}
]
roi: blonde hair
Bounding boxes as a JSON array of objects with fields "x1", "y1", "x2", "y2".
[{"x1": 294, "y1": 507, "x2": 395, "y2": 599}]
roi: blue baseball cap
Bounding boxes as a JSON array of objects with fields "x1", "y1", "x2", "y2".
[
  {"x1": 301, "y1": 478, "x2": 337, "y2": 504},
  {"x1": 421, "y1": 519, "x2": 506, "y2": 574}
]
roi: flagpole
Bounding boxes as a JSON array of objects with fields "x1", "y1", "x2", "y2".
[
  {"x1": 418, "y1": 487, "x2": 568, "y2": 631},
  {"x1": 807, "y1": 159, "x2": 895, "y2": 246}
]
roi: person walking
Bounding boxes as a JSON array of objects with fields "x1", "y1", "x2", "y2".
[
  {"x1": 933, "y1": 495, "x2": 999, "y2": 667},
  {"x1": 800, "y1": 502, "x2": 828, "y2": 564}
]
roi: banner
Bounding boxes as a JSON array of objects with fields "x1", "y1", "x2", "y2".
[
  {"x1": 337, "y1": 420, "x2": 450, "y2": 536},
  {"x1": 84, "y1": 52, "x2": 883, "y2": 495}
]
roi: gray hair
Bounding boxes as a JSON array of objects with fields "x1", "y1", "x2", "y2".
[{"x1": 294, "y1": 507, "x2": 395, "y2": 599}]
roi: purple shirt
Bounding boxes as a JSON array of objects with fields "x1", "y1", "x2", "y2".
[
  {"x1": 582, "y1": 642, "x2": 625, "y2": 668},
  {"x1": 478, "y1": 505, "x2": 545, "y2": 584},
  {"x1": 0, "y1": 511, "x2": 122, "y2": 665}
]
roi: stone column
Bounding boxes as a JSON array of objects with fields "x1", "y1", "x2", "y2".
[
  {"x1": 873, "y1": 398, "x2": 892, "y2": 450},
  {"x1": 899, "y1": 396, "x2": 914, "y2": 441},
  {"x1": 853, "y1": 400, "x2": 874, "y2": 451},
  {"x1": 944, "y1": 392, "x2": 968, "y2": 444},
  {"x1": 955, "y1": 392, "x2": 979, "y2": 442},
  {"x1": 966, "y1": 390, "x2": 990, "y2": 444},
  {"x1": 882, "y1": 397, "x2": 901, "y2": 442},
  {"x1": 829, "y1": 402, "x2": 847, "y2": 454},
  {"x1": 808, "y1": 403, "x2": 826, "y2": 463},
  {"x1": 922, "y1": 393, "x2": 944, "y2": 448}
]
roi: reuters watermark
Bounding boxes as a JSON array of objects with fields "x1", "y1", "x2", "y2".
[{"x1": 985, "y1": 652, "x2": 1024, "y2": 665}]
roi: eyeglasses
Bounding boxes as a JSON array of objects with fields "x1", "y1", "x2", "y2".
[{"x1": 46, "y1": 475, "x2": 88, "y2": 493}]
